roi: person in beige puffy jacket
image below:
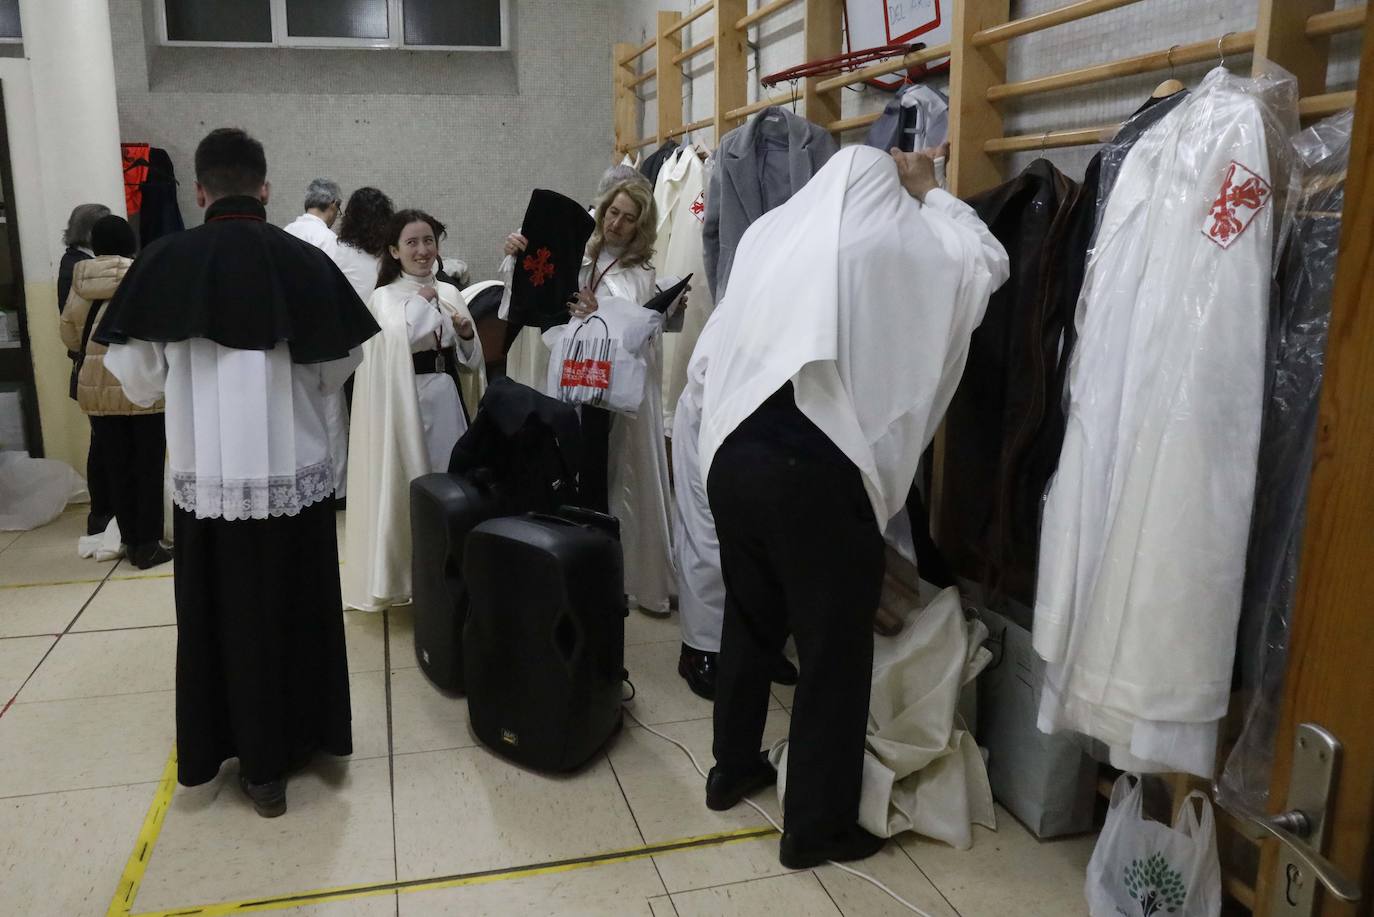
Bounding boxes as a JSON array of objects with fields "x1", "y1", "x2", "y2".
[{"x1": 60, "y1": 215, "x2": 171, "y2": 569}]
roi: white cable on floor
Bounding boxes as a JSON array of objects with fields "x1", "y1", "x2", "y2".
[{"x1": 623, "y1": 708, "x2": 936, "y2": 916}]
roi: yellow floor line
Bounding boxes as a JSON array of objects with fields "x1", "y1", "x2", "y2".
[
  {"x1": 108, "y1": 745, "x2": 180, "y2": 917},
  {"x1": 128, "y1": 825, "x2": 778, "y2": 916},
  {"x1": 0, "y1": 576, "x2": 109, "y2": 590}
]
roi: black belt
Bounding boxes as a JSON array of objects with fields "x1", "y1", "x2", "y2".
[{"x1": 413, "y1": 347, "x2": 458, "y2": 376}]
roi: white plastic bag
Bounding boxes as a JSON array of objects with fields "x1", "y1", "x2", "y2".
[
  {"x1": 1085, "y1": 775, "x2": 1221, "y2": 917},
  {"x1": 543, "y1": 299, "x2": 651, "y2": 416}
]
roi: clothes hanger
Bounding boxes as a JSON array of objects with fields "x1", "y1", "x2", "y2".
[
  {"x1": 1217, "y1": 32, "x2": 1234, "y2": 71},
  {"x1": 1152, "y1": 46, "x2": 1185, "y2": 97}
]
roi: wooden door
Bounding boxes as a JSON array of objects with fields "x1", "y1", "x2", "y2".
[{"x1": 1253, "y1": 8, "x2": 1374, "y2": 914}]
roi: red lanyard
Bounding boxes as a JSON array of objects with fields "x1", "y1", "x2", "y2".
[{"x1": 589, "y1": 256, "x2": 620, "y2": 295}]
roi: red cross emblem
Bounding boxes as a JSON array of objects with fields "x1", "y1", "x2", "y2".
[
  {"x1": 523, "y1": 247, "x2": 556, "y2": 286},
  {"x1": 690, "y1": 193, "x2": 705, "y2": 223},
  {"x1": 1203, "y1": 161, "x2": 1271, "y2": 250}
]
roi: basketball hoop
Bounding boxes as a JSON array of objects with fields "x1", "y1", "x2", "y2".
[{"x1": 760, "y1": 42, "x2": 927, "y2": 88}]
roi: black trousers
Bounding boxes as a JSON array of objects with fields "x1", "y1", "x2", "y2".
[
  {"x1": 85, "y1": 418, "x2": 113, "y2": 530},
  {"x1": 707, "y1": 435, "x2": 884, "y2": 841},
  {"x1": 173, "y1": 498, "x2": 352, "y2": 786},
  {"x1": 579, "y1": 405, "x2": 612, "y2": 514},
  {"x1": 89, "y1": 414, "x2": 165, "y2": 547}
]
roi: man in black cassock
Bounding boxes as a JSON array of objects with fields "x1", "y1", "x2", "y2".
[{"x1": 100, "y1": 128, "x2": 379, "y2": 817}]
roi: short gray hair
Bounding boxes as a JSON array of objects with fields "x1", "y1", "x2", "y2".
[
  {"x1": 595, "y1": 165, "x2": 649, "y2": 205},
  {"x1": 304, "y1": 178, "x2": 342, "y2": 211},
  {"x1": 63, "y1": 203, "x2": 112, "y2": 248}
]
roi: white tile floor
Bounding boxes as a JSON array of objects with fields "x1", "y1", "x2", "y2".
[{"x1": 0, "y1": 508, "x2": 1097, "y2": 916}]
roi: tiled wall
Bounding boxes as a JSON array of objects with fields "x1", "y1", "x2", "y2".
[
  {"x1": 110, "y1": 0, "x2": 622, "y2": 280},
  {"x1": 616, "y1": 0, "x2": 1365, "y2": 181}
]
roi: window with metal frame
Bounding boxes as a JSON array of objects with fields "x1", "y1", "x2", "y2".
[{"x1": 158, "y1": 0, "x2": 508, "y2": 51}]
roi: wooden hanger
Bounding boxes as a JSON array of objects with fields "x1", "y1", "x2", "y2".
[{"x1": 1153, "y1": 46, "x2": 1184, "y2": 98}]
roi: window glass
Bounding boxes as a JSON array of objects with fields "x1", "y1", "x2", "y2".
[
  {"x1": 403, "y1": 0, "x2": 503, "y2": 48},
  {"x1": 0, "y1": 0, "x2": 20, "y2": 40},
  {"x1": 164, "y1": 0, "x2": 272, "y2": 43},
  {"x1": 285, "y1": 0, "x2": 389, "y2": 41}
]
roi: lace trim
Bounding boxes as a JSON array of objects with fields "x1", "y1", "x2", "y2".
[{"x1": 172, "y1": 462, "x2": 335, "y2": 521}]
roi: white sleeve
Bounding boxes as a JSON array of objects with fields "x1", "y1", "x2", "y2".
[
  {"x1": 404, "y1": 295, "x2": 446, "y2": 350},
  {"x1": 922, "y1": 188, "x2": 1010, "y2": 290},
  {"x1": 103, "y1": 340, "x2": 167, "y2": 408},
  {"x1": 456, "y1": 331, "x2": 482, "y2": 370}
]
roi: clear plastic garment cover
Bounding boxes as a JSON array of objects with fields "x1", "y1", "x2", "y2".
[
  {"x1": 1033, "y1": 66, "x2": 1301, "y2": 778},
  {"x1": 1216, "y1": 110, "x2": 1352, "y2": 813}
]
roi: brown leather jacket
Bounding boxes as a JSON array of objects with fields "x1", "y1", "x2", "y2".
[{"x1": 59, "y1": 256, "x2": 164, "y2": 416}]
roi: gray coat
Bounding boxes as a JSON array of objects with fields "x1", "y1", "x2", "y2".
[{"x1": 703, "y1": 107, "x2": 838, "y2": 301}]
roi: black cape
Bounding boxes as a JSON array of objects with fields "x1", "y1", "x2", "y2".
[
  {"x1": 95, "y1": 195, "x2": 379, "y2": 364},
  {"x1": 506, "y1": 190, "x2": 596, "y2": 333}
]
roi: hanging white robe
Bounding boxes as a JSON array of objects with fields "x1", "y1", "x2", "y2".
[
  {"x1": 1032, "y1": 68, "x2": 1293, "y2": 777},
  {"x1": 698, "y1": 146, "x2": 1009, "y2": 525},
  {"x1": 655, "y1": 147, "x2": 714, "y2": 432},
  {"x1": 286, "y1": 215, "x2": 349, "y2": 499},
  {"x1": 343, "y1": 273, "x2": 482, "y2": 612}
]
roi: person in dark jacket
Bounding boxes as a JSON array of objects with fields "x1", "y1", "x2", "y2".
[{"x1": 58, "y1": 204, "x2": 111, "y2": 315}]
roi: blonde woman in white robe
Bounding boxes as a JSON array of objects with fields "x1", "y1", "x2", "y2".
[
  {"x1": 504, "y1": 178, "x2": 677, "y2": 615},
  {"x1": 344, "y1": 210, "x2": 483, "y2": 613}
]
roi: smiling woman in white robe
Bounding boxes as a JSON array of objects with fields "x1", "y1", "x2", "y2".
[{"x1": 344, "y1": 210, "x2": 482, "y2": 613}]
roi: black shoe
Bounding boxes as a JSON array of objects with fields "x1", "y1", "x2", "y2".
[
  {"x1": 239, "y1": 775, "x2": 287, "y2": 818},
  {"x1": 86, "y1": 513, "x2": 113, "y2": 537},
  {"x1": 772, "y1": 656, "x2": 799, "y2": 686},
  {"x1": 678, "y1": 645, "x2": 717, "y2": 701},
  {"x1": 132, "y1": 541, "x2": 173, "y2": 570},
  {"x1": 706, "y1": 753, "x2": 776, "y2": 811},
  {"x1": 779, "y1": 824, "x2": 886, "y2": 869}
]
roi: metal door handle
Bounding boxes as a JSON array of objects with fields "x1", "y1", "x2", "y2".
[{"x1": 1221, "y1": 801, "x2": 1361, "y2": 903}]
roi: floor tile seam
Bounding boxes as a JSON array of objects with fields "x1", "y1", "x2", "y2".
[
  {"x1": 0, "y1": 632, "x2": 65, "y2": 641},
  {"x1": 661, "y1": 863, "x2": 812, "y2": 898},
  {"x1": 0, "y1": 577, "x2": 111, "y2": 590},
  {"x1": 66, "y1": 623, "x2": 178, "y2": 635},
  {"x1": 897, "y1": 842, "x2": 965, "y2": 917},
  {"x1": 605, "y1": 743, "x2": 683, "y2": 913},
  {"x1": 2, "y1": 563, "x2": 119, "y2": 714},
  {"x1": 10, "y1": 684, "x2": 178, "y2": 706},
  {"x1": 809, "y1": 866, "x2": 852, "y2": 916},
  {"x1": 383, "y1": 608, "x2": 401, "y2": 885},
  {"x1": 0, "y1": 777, "x2": 162, "y2": 802}
]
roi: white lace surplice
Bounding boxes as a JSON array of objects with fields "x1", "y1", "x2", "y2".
[{"x1": 104, "y1": 338, "x2": 360, "y2": 520}]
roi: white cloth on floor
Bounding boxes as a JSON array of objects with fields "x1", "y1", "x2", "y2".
[
  {"x1": 0, "y1": 452, "x2": 87, "y2": 531},
  {"x1": 77, "y1": 517, "x2": 123, "y2": 561},
  {"x1": 105, "y1": 339, "x2": 358, "y2": 521},
  {"x1": 698, "y1": 145, "x2": 1009, "y2": 524},
  {"x1": 344, "y1": 272, "x2": 482, "y2": 612},
  {"x1": 769, "y1": 587, "x2": 996, "y2": 848},
  {"x1": 1032, "y1": 68, "x2": 1294, "y2": 778}
]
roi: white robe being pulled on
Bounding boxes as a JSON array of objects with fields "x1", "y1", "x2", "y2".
[
  {"x1": 698, "y1": 145, "x2": 1009, "y2": 525},
  {"x1": 343, "y1": 273, "x2": 482, "y2": 612},
  {"x1": 1032, "y1": 67, "x2": 1295, "y2": 778},
  {"x1": 672, "y1": 317, "x2": 724, "y2": 651}
]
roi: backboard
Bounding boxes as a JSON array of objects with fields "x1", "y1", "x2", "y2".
[{"x1": 844, "y1": 0, "x2": 952, "y2": 90}]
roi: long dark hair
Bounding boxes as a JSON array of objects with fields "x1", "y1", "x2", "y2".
[
  {"x1": 376, "y1": 209, "x2": 448, "y2": 289},
  {"x1": 336, "y1": 187, "x2": 395, "y2": 256}
]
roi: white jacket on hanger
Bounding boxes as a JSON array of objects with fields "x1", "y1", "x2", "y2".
[
  {"x1": 1033, "y1": 68, "x2": 1294, "y2": 777},
  {"x1": 656, "y1": 147, "x2": 715, "y2": 431}
]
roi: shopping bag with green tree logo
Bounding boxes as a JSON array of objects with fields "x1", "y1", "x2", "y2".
[{"x1": 1085, "y1": 775, "x2": 1221, "y2": 917}]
